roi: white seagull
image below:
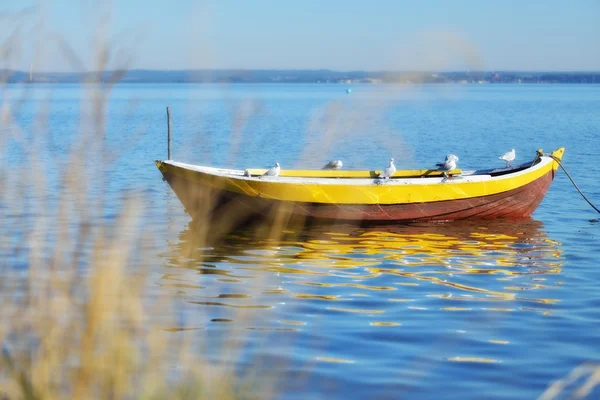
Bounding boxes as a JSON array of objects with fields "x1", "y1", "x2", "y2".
[
  {"x1": 436, "y1": 154, "x2": 459, "y2": 178},
  {"x1": 322, "y1": 160, "x2": 343, "y2": 170},
  {"x1": 380, "y1": 158, "x2": 396, "y2": 179},
  {"x1": 499, "y1": 149, "x2": 516, "y2": 168},
  {"x1": 262, "y1": 162, "x2": 280, "y2": 177}
]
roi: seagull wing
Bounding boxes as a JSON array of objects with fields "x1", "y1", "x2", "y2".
[
  {"x1": 262, "y1": 166, "x2": 278, "y2": 176},
  {"x1": 436, "y1": 160, "x2": 451, "y2": 170},
  {"x1": 499, "y1": 150, "x2": 515, "y2": 161}
]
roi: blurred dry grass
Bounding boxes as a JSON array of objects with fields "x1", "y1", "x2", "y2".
[
  {"x1": 0, "y1": 4, "x2": 284, "y2": 400},
  {"x1": 539, "y1": 363, "x2": 600, "y2": 400}
]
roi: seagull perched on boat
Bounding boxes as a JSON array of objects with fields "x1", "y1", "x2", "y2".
[
  {"x1": 262, "y1": 162, "x2": 280, "y2": 177},
  {"x1": 380, "y1": 158, "x2": 396, "y2": 179},
  {"x1": 322, "y1": 160, "x2": 343, "y2": 170},
  {"x1": 499, "y1": 149, "x2": 516, "y2": 168},
  {"x1": 436, "y1": 154, "x2": 459, "y2": 178}
]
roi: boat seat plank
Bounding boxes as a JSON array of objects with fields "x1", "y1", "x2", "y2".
[{"x1": 244, "y1": 168, "x2": 462, "y2": 179}]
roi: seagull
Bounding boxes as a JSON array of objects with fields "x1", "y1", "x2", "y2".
[
  {"x1": 322, "y1": 160, "x2": 343, "y2": 170},
  {"x1": 380, "y1": 158, "x2": 396, "y2": 179},
  {"x1": 436, "y1": 154, "x2": 459, "y2": 178},
  {"x1": 262, "y1": 162, "x2": 280, "y2": 177},
  {"x1": 499, "y1": 149, "x2": 516, "y2": 168}
]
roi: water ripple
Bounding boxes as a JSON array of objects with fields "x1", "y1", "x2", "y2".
[{"x1": 163, "y1": 217, "x2": 569, "y2": 398}]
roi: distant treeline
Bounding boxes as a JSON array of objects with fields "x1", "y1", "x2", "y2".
[{"x1": 2, "y1": 69, "x2": 599, "y2": 84}]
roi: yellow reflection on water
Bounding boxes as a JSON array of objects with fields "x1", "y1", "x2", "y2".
[
  {"x1": 295, "y1": 294, "x2": 340, "y2": 300},
  {"x1": 279, "y1": 320, "x2": 307, "y2": 326},
  {"x1": 163, "y1": 218, "x2": 563, "y2": 321},
  {"x1": 370, "y1": 322, "x2": 401, "y2": 327},
  {"x1": 315, "y1": 357, "x2": 356, "y2": 364},
  {"x1": 327, "y1": 307, "x2": 386, "y2": 314}
]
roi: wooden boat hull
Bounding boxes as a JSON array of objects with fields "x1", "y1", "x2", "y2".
[
  {"x1": 161, "y1": 169, "x2": 554, "y2": 222},
  {"x1": 156, "y1": 149, "x2": 563, "y2": 223}
]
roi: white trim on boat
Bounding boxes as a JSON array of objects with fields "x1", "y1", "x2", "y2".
[{"x1": 163, "y1": 156, "x2": 552, "y2": 186}]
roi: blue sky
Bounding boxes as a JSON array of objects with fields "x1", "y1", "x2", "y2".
[{"x1": 2, "y1": 0, "x2": 599, "y2": 71}]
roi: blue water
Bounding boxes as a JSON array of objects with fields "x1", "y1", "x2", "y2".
[{"x1": 2, "y1": 83, "x2": 600, "y2": 399}]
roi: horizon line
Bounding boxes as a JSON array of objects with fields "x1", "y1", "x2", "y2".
[{"x1": 4, "y1": 68, "x2": 600, "y2": 74}]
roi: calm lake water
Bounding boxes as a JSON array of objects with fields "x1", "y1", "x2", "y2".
[{"x1": 3, "y1": 83, "x2": 600, "y2": 399}]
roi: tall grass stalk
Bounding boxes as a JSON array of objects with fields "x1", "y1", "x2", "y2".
[{"x1": 0, "y1": 5, "x2": 283, "y2": 399}]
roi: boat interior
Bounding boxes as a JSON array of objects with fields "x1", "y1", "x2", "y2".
[{"x1": 242, "y1": 158, "x2": 540, "y2": 180}]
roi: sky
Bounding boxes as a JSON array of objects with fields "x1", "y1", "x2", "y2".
[{"x1": 1, "y1": 0, "x2": 599, "y2": 72}]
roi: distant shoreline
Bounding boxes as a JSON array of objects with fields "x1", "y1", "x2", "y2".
[{"x1": 2, "y1": 69, "x2": 600, "y2": 84}]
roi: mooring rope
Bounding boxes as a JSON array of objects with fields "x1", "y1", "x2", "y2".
[{"x1": 549, "y1": 154, "x2": 600, "y2": 214}]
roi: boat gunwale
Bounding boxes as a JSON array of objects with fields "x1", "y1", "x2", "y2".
[{"x1": 158, "y1": 156, "x2": 553, "y2": 187}]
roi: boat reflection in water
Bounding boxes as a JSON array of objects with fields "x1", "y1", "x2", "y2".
[{"x1": 161, "y1": 218, "x2": 564, "y2": 324}]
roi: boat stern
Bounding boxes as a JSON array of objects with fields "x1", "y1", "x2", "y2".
[{"x1": 155, "y1": 160, "x2": 166, "y2": 172}]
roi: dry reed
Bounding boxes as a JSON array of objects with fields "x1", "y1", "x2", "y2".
[{"x1": 0, "y1": 4, "x2": 283, "y2": 400}]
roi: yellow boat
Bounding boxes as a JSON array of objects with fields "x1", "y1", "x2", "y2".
[{"x1": 155, "y1": 148, "x2": 564, "y2": 222}]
